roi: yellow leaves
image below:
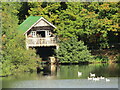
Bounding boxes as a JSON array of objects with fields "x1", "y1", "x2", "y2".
[
  {"x1": 114, "y1": 33, "x2": 118, "y2": 35},
  {"x1": 111, "y1": 24, "x2": 119, "y2": 28},
  {"x1": 88, "y1": 12, "x2": 94, "y2": 15},
  {"x1": 85, "y1": 15, "x2": 96, "y2": 18},
  {"x1": 12, "y1": 10, "x2": 19, "y2": 14},
  {"x1": 84, "y1": 11, "x2": 98, "y2": 18},
  {"x1": 107, "y1": 28, "x2": 112, "y2": 31},
  {"x1": 37, "y1": 7, "x2": 43, "y2": 12},
  {"x1": 99, "y1": 3, "x2": 110, "y2": 11},
  {"x1": 100, "y1": 30, "x2": 107, "y2": 34},
  {"x1": 112, "y1": 29, "x2": 117, "y2": 32},
  {"x1": 82, "y1": 9, "x2": 87, "y2": 12},
  {"x1": 99, "y1": 18, "x2": 112, "y2": 25}
]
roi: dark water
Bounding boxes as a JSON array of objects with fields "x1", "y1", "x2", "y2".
[{"x1": 1, "y1": 63, "x2": 120, "y2": 88}]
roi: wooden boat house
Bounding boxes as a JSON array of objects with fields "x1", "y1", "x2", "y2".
[
  {"x1": 19, "y1": 16, "x2": 59, "y2": 49},
  {"x1": 19, "y1": 16, "x2": 59, "y2": 62}
]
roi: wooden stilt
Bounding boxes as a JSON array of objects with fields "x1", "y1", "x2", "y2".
[{"x1": 56, "y1": 45, "x2": 59, "y2": 50}]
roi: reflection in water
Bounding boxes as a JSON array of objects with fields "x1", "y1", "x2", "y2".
[
  {"x1": 42, "y1": 65, "x2": 57, "y2": 76},
  {"x1": 2, "y1": 63, "x2": 120, "y2": 88},
  {"x1": 56, "y1": 64, "x2": 119, "y2": 79}
]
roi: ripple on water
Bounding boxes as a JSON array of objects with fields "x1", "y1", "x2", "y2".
[{"x1": 11, "y1": 78, "x2": 118, "y2": 88}]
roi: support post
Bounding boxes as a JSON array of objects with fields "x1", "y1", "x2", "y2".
[
  {"x1": 49, "y1": 57, "x2": 56, "y2": 65},
  {"x1": 56, "y1": 45, "x2": 59, "y2": 50}
]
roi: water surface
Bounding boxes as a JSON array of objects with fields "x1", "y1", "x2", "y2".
[{"x1": 1, "y1": 63, "x2": 120, "y2": 88}]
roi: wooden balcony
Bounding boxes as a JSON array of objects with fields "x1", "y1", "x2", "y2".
[{"x1": 26, "y1": 37, "x2": 57, "y2": 47}]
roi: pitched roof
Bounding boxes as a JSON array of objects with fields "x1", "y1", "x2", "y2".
[
  {"x1": 18, "y1": 16, "x2": 42, "y2": 33},
  {"x1": 18, "y1": 16, "x2": 56, "y2": 34}
]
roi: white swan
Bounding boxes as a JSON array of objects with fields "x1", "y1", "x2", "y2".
[
  {"x1": 90, "y1": 73, "x2": 95, "y2": 77},
  {"x1": 78, "y1": 71, "x2": 82, "y2": 77},
  {"x1": 106, "y1": 78, "x2": 110, "y2": 82},
  {"x1": 87, "y1": 77, "x2": 92, "y2": 80},
  {"x1": 93, "y1": 77, "x2": 100, "y2": 81},
  {"x1": 100, "y1": 76, "x2": 105, "y2": 79}
]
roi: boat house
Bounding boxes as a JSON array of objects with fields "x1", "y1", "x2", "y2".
[
  {"x1": 19, "y1": 16, "x2": 58, "y2": 49},
  {"x1": 19, "y1": 16, "x2": 59, "y2": 61}
]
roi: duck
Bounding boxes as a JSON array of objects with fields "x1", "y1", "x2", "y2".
[
  {"x1": 78, "y1": 71, "x2": 82, "y2": 77},
  {"x1": 106, "y1": 78, "x2": 110, "y2": 82},
  {"x1": 87, "y1": 77, "x2": 92, "y2": 80},
  {"x1": 90, "y1": 73, "x2": 95, "y2": 77}
]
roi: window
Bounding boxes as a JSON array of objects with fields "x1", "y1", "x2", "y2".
[
  {"x1": 31, "y1": 31, "x2": 36, "y2": 37},
  {"x1": 47, "y1": 30, "x2": 51, "y2": 36}
]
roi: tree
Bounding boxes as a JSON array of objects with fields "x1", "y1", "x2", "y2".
[{"x1": 1, "y1": 2, "x2": 41, "y2": 76}]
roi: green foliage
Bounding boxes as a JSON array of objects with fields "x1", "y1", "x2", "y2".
[
  {"x1": 56, "y1": 38, "x2": 93, "y2": 63},
  {"x1": 1, "y1": 2, "x2": 119, "y2": 76},
  {"x1": 1, "y1": 2, "x2": 41, "y2": 76},
  {"x1": 94, "y1": 56, "x2": 109, "y2": 62},
  {"x1": 116, "y1": 55, "x2": 120, "y2": 62},
  {"x1": 27, "y1": 2, "x2": 120, "y2": 49}
]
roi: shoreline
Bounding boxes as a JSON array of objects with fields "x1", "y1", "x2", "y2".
[{"x1": 1, "y1": 62, "x2": 119, "y2": 77}]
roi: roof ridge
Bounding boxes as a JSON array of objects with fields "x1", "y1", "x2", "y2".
[{"x1": 19, "y1": 16, "x2": 42, "y2": 25}]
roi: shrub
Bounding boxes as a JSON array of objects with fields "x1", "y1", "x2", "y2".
[
  {"x1": 56, "y1": 38, "x2": 93, "y2": 64},
  {"x1": 94, "y1": 55, "x2": 109, "y2": 62},
  {"x1": 116, "y1": 55, "x2": 120, "y2": 62}
]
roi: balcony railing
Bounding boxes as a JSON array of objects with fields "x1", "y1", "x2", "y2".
[{"x1": 26, "y1": 37, "x2": 57, "y2": 47}]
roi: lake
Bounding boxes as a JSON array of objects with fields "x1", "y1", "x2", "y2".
[{"x1": 1, "y1": 63, "x2": 120, "y2": 88}]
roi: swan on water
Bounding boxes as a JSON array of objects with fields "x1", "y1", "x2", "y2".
[
  {"x1": 78, "y1": 71, "x2": 82, "y2": 77},
  {"x1": 87, "y1": 77, "x2": 92, "y2": 80},
  {"x1": 90, "y1": 73, "x2": 95, "y2": 77},
  {"x1": 100, "y1": 76, "x2": 105, "y2": 79},
  {"x1": 93, "y1": 77, "x2": 100, "y2": 81},
  {"x1": 106, "y1": 78, "x2": 110, "y2": 82}
]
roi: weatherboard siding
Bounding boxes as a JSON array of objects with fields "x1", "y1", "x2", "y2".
[{"x1": 34, "y1": 19, "x2": 50, "y2": 27}]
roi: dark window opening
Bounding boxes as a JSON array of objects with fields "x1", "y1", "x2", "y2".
[{"x1": 37, "y1": 31, "x2": 45, "y2": 37}]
